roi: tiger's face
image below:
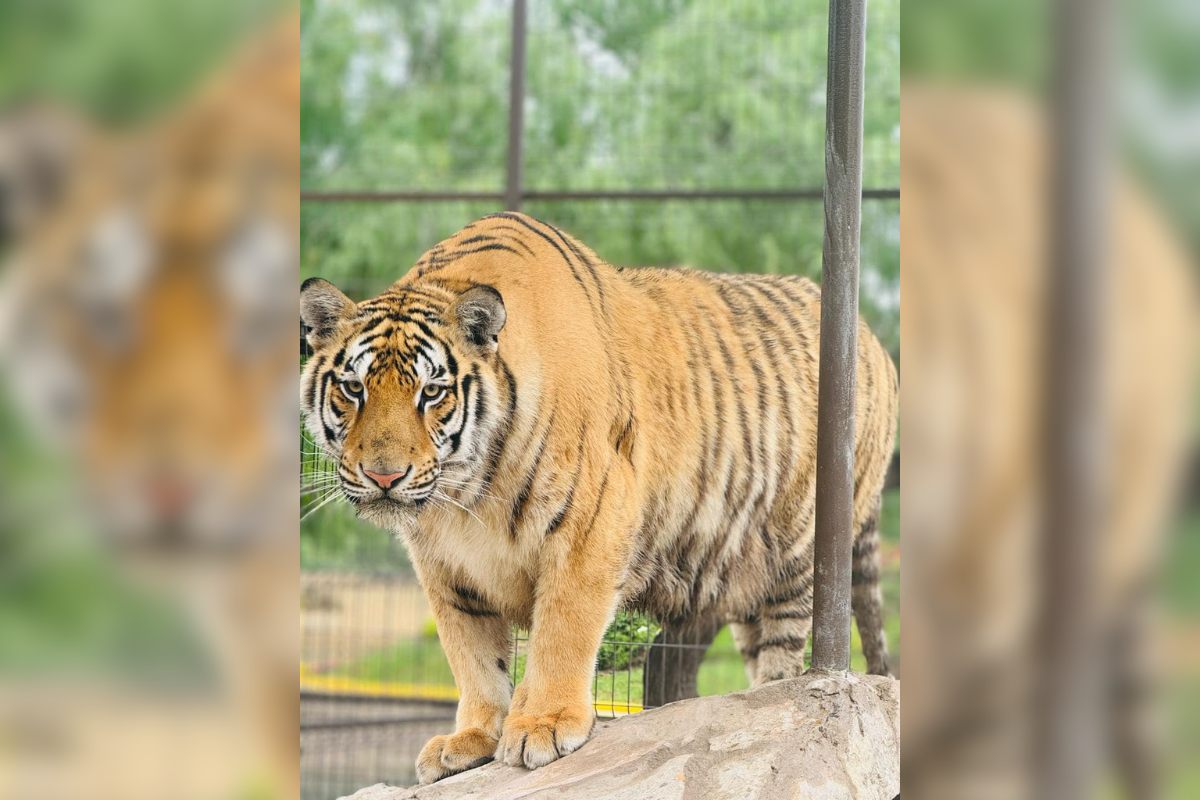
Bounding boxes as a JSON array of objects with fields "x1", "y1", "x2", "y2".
[{"x1": 300, "y1": 278, "x2": 507, "y2": 528}]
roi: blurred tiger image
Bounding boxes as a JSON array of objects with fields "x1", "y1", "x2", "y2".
[
  {"x1": 0, "y1": 9, "x2": 299, "y2": 800},
  {"x1": 901, "y1": 84, "x2": 1197, "y2": 799}
]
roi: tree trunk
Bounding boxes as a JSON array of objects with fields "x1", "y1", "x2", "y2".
[{"x1": 643, "y1": 618, "x2": 722, "y2": 708}]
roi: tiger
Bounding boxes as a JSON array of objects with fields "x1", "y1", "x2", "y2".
[{"x1": 300, "y1": 210, "x2": 899, "y2": 783}]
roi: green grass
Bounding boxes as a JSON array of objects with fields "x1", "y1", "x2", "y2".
[
  {"x1": 1165, "y1": 504, "x2": 1200, "y2": 616},
  {"x1": 1165, "y1": 504, "x2": 1200, "y2": 797},
  {"x1": 881, "y1": 484, "x2": 900, "y2": 543},
  {"x1": 335, "y1": 635, "x2": 455, "y2": 688}
]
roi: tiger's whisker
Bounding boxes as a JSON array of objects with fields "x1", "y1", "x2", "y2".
[
  {"x1": 302, "y1": 488, "x2": 346, "y2": 521},
  {"x1": 433, "y1": 490, "x2": 485, "y2": 527}
]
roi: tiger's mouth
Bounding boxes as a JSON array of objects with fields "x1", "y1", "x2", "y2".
[{"x1": 350, "y1": 492, "x2": 430, "y2": 524}]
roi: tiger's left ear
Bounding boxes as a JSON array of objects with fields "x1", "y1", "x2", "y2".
[
  {"x1": 452, "y1": 285, "x2": 506, "y2": 351},
  {"x1": 300, "y1": 277, "x2": 355, "y2": 349}
]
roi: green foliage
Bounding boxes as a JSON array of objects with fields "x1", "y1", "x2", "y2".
[
  {"x1": 298, "y1": 0, "x2": 901, "y2": 330},
  {"x1": 901, "y1": 0, "x2": 1048, "y2": 89},
  {"x1": 0, "y1": 0, "x2": 290, "y2": 123},
  {"x1": 596, "y1": 612, "x2": 660, "y2": 671},
  {"x1": 301, "y1": 499, "x2": 413, "y2": 572}
]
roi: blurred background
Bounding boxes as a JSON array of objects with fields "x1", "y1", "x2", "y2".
[
  {"x1": 299, "y1": 0, "x2": 898, "y2": 796},
  {"x1": 903, "y1": 1, "x2": 1198, "y2": 798},
  {"x1": 0, "y1": 2, "x2": 297, "y2": 799}
]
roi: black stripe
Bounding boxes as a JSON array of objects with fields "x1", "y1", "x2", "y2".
[
  {"x1": 852, "y1": 567, "x2": 880, "y2": 586},
  {"x1": 453, "y1": 584, "x2": 491, "y2": 605},
  {"x1": 613, "y1": 415, "x2": 635, "y2": 463},
  {"x1": 304, "y1": 354, "x2": 326, "y2": 411},
  {"x1": 749, "y1": 636, "x2": 808, "y2": 658},
  {"x1": 698, "y1": 308, "x2": 746, "y2": 561},
  {"x1": 449, "y1": 585, "x2": 500, "y2": 618},
  {"x1": 477, "y1": 359, "x2": 518, "y2": 499},
  {"x1": 423, "y1": 243, "x2": 525, "y2": 273},
  {"x1": 715, "y1": 281, "x2": 775, "y2": 553},
  {"x1": 458, "y1": 234, "x2": 499, "y2": 246},
  {"x1": 471, "y1": 366, "x2": 486, "y2": 437},
  {"x1": 484, "y1": 212, "x2": 598, "y2": 313},
  {"x1": 579, "y1": 464, "x2": 612, "y2": 545},
  {"x1": 447, "y1": 371, "x2": 476, "y2": 455},
  {"x1": 768, "y1": 279, "x2": 817, "y2": 362},
  {"x1": 852, "y1": 536, "x2": 878, "y2": 557},
  {"x1": 546, "y1": 439, "x2": 585, "y2": 535},
  {"x1": 738, "y1": 282, "x2": 798, "y2": 451},
  {"x1": 668, "y1": 311, "x2": 720, "y2": 607},
  {"x1": 318, "y1": 372, "x2": 336, "y2": 443},
  {"x1": 485, "y1": 225, "x2": 538, "y2": 257},
  {"x1": 436, "y1": 404, "x2": 457, "y2": 427},
  {"x1": 542, "y1": 220, "x2": 608, "y2": 314},
  {"x1": 450, "y1": 602, "x2": 501, "y2": 618},
  {"x1": 510, "y1": 410, "x2": 556, "y2": 539},
  {"x1": 764, "y1": 574, "x2": 814, "y2": 607}
]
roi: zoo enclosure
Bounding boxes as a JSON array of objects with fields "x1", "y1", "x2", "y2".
[{"x1": 300, "y1": 0, "x2": 897, "y2": 796}]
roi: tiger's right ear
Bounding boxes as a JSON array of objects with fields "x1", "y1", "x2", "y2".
[{"x1": 300, "y1": 277, "x2": 355, "y2": 349}]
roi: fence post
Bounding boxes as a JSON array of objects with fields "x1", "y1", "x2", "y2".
[
  {"x1": 1039, "y1": 0, "x2": 1110, "y2": 797},
  {"x1": 810, "y1": 0, "x2": 867, "y2": 674},
  {"x1": 504, "y1": 0, "x2": 527, "y2": 212}
]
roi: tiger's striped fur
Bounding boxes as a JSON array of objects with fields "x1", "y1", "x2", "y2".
[{"x1": 299, "y1": 212, "x2": 898, "y2": 782}]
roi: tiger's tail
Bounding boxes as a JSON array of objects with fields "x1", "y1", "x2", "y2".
[{"x1": 852, "y1": 496, "x2": 891, "y2": 676}]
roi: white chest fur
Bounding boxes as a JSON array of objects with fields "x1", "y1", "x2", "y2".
[{"x1": 408, "y1": 503, "x2": 538, "y2": 619}]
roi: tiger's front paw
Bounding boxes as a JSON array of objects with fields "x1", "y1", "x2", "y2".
[
  {"x1": 495, "y1": 703, "x2": 595, "y2": 770},
  {"x1": 415, "y1": 727, "x2": 497, "y2": 784}
]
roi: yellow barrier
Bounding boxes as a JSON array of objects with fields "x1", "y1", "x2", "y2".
[{"x1": 300, "y1": 665, "x2": 643, "y2": 715}]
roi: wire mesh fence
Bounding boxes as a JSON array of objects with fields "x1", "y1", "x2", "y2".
[
  {"x1": 299, "y1": 0, "x2": 899, "y2": 796},
  {"x1": 298, "y1": 567, "x2": 741, "y2": 796}
]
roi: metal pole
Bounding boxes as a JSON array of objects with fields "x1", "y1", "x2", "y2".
[
  {"x1": 1040, "y1": 0, "x2": 1110, "y2": 796},
  {"x1": 504, "y1": 0, "x2": 527, "y2": 212},
  {"x1": 811, "y1": 0, "x2": 867, "y2": 673},
  {"x1": 299, "y1": 188, "x2": 900, "y2": 204}
]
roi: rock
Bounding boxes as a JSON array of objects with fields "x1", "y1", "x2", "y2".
[{"x1": 338, "y1": 672, "x2": 900, "y2": 800}]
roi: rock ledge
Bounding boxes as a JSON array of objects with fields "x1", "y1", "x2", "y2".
[{"x1": 341, "y1": 672, "x2": 900, "y2": 800}]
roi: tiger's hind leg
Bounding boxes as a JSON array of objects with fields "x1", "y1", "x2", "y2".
[
  {"x1": 852, "y1": 497, "x2": 892, "y2": 676},
  {"x1": 743, "y1": 560, "x2": 815, "y2": 684}
]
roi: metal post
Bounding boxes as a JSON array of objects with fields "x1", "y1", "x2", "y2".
[
  {"x1": 811, "y1": 0, "x2": 867, "y2": 673},
  {"x1": 504, "y1": 0, "x2": 527, "y2": 212},
  {"x1": 1040, "y1": 0, "x2": 1110, "y2": 796}
]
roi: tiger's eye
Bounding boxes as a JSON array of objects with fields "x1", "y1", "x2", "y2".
[
  {"x1": 422, "y1": 384, "x2": 445, "y2": 400},
  {"x1": 343, "y1": 379, "x2": 363, "y2": 395}
]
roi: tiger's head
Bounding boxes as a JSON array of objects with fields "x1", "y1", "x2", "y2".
[{"x1": 299, "y1": 277, "x2": 508, "y2": 529}]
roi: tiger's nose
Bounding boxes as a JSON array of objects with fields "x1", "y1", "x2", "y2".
[{"x1": 362, "y1": 465, "x2": 410, "y2": 490}]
